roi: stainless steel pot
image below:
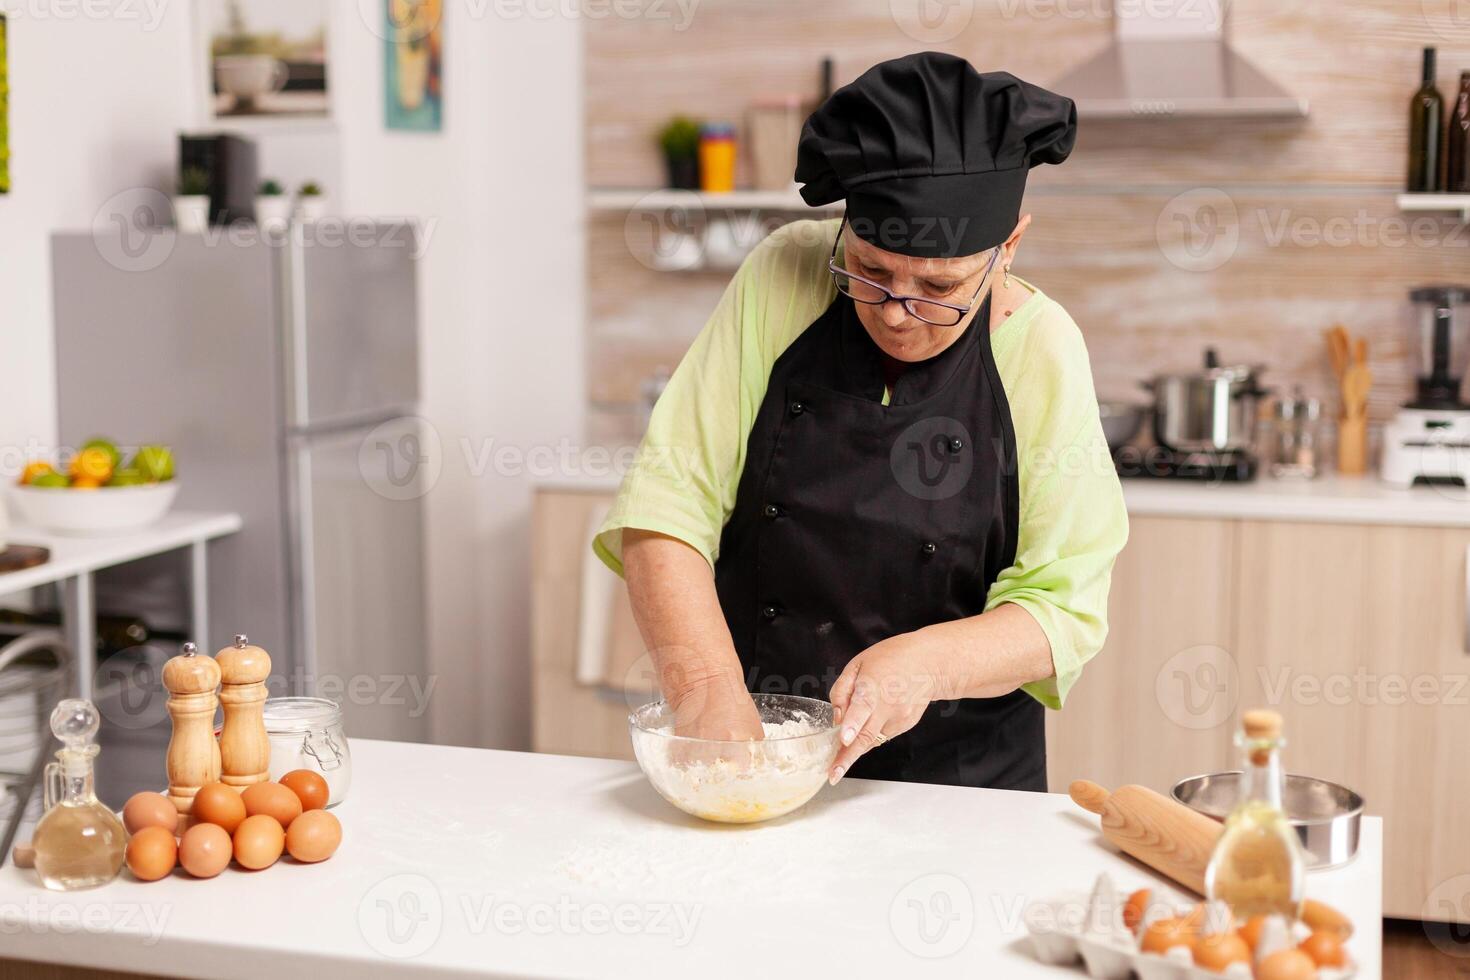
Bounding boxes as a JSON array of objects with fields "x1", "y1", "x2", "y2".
[
  {"x1": 1146, "y1": 349, "x2": 1268, "y2": 453},
  {"x1": 1172, "y1": 771, "x2": 1362, "y2": 869}
]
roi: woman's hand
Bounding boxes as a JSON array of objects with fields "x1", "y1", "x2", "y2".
[
  {"x1": 667, "y1": 666, "x2": 764, "y2": 768},
  {"x1": 670, "y1": 667, "x2": 764, "y2": 742},
  {"x1": 827, "y1": 633, "x2": 948, "y2": 784}
]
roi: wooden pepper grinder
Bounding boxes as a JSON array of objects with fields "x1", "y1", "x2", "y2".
[
  {"x1": 163, "y1": 642, "x2": 221, "y2": 822},
  {"x1": 217, "y1": 634, "x2": 271, "y2": 791}
]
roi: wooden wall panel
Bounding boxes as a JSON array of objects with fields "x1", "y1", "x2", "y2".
[
  {"x1": 584, "y1": 1, "x2": 1470, "y2": 445},
  {"x1": 587, "y1": 0, "x2": 1470, "y2": 189},
  {"x1": 588, "y1": 195, "x2": 1470, "y2": 431}
]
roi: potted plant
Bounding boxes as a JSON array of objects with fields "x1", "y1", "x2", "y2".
[
  {"x1": 658, "y1": 117, "x2": 701, "y2": 190},
  {"x1": 173, "y1": 167, "x2": 211, "y2": 234},
  {"x1": 295, "y1": 180, "x2": 327, "y2": 223},
  {"x1": 254, "y1": 178, "x2": 291, "y2": 231}
]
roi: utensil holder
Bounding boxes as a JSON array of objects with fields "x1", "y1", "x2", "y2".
[{"x1": 1338, "y1": 416, "x2": 1368, "y2": 475}]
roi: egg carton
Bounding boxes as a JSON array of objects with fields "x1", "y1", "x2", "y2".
[{"x1": 1023, "y1": 877, "x2": 1356, "y2": 980}]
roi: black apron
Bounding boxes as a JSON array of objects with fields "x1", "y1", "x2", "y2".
[{"x1": 713, "y1": 292, "x2": 1046, "y2": 791}]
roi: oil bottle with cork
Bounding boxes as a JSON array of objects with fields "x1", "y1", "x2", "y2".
[{"x1": 1204, "y1": 709, "x2": 1306, "y2": 920}]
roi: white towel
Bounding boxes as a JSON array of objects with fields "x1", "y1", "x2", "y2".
[{"x1": 575, "y1": 507, "x2": 616, "y2": 686}]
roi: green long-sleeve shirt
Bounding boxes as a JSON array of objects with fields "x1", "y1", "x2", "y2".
[{"x1": 592, "y1": 218, "x2": 1128, "y2": 708}]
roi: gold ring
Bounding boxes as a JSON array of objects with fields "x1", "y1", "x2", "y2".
[{"x1": 872, "y1": 731, "x2": 889, "y2": 745}]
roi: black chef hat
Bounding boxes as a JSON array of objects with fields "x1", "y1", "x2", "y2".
[{"x1": 797, "y1": 52, "x2": 1077, "y2": 258}]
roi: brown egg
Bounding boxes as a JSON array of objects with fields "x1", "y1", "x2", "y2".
[
  {"x1": 193, "y1": 782, "x2": 246, "y2": 834},
  {"x1": 1141, "y1": 917, "x2": 1197, "y2": 955},
  {"x1": 1192, "y1": 931, "x2": 1251, "y2": 971},
  {"x1": 1239, "y1": 915, "x2": 1268, "y2": 951},
  {"x1": 285, "y1": 808, "x2": 342, "y2": 863},
  {"x1": 242, "y1": 782, "x2": 303, "y2": 830},
  {"x1": 178, "y1": 823, "x2": 232, "y2": 879},
  {"x1": 1299, "y1": 930, "x2": 1347, "y2": 968},
  {"x1": 1123, "y1": 888, "x2": 1150, "y2": 933},
  {"x1": 233, "y1": 814, "x2": 285, "y2": 870},
  {"x1": 280, "y1": 770, "x2": 330, "y2": 812},
  {"x1": 125, "y1": 826, "x2": 178, "y2": 881},
  {"x1": 1258, "y1": 948, "x2": 1318, "y2": 980},
  {"x1": 122, "y1": 791, "x2": 178, "y2": 835}
]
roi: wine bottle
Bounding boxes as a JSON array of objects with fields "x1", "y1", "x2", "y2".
[
  {"x1": 1449, "y1": 72, "x2": 1470, "y2": 192},
  {"x1": 0, "y1": 608, "x2": 185, "y2": 653},
  {"x1": 1408, "y1": 47, "x2": 1445, "y2": 192}
]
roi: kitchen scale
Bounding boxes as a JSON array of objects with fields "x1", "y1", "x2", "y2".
[{"x1": 1381, "y1": 286, "x2": 1470, "y2": 487}]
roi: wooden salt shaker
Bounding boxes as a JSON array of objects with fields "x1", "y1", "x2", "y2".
[
  {"x1": 217, "y1": 634, "x2": 271, "y2": 791},
  {"x1": 163, "y1": 642, "x2": 221, "y2": 820}
]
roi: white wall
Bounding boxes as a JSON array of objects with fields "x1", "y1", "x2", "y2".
[
  {"x1": 0, "y1": 4, "x2": 192, "y2": 462},
  {"x1": 0, "y1": 3, "x2": 585, "y2": 750},
  {"x1": 329, "y1": 5, "x2": 585, "y2": 749}
]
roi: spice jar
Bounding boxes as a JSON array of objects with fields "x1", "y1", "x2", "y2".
[
  {"x1": 1268, "y1": 389, "x2": 1324, "y2": 479},
  {"x1": 698, "y1": 123, "x2": 738, "y2": 193},
  {"x1": 262, "y1": 697, "x2": 351, "y2": 807}
]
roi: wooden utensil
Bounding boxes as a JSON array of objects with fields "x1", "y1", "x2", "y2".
[
  {"x1": 1326, "y1": 329, "x2": 1372, "y2": 475},
  {"x1": 162, "y1": 642, "x2": 221, "y2": 821},
  {"x1": 217, "y1": 634, "x2": 271, "y2": 790},
  {"x1": 1069, "y1": 780, "x2": 1354, "y2": 939},
  {"x1": 1325, "y1": 325, "x2": 1351, "y2": 382}
]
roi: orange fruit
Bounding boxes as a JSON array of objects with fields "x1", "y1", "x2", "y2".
[
  {"x1": 70, "y1": 476, "x2": 102, "y2": 489},
  {"x1": 18, "y1": 461, "x2": 55, "y2": 485},
  {"x1": 68, "y1": 447, "x2": 113, "y2": 483}
]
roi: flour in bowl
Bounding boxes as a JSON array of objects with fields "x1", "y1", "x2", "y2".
[{"x1": 635, "y1": 712, "x2": 839, "y2": 823}]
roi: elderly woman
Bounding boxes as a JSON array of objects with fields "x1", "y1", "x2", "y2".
[{"x1": 593, "y1": 52, "x2": 1127, "y2": 791}]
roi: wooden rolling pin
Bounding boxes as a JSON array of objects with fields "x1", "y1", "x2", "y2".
[{"x1": 1070, "y1": 780, "x2": 1353, "y2": 939}]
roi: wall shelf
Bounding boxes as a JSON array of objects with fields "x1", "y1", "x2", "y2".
[
  {"x1": 1397, "y1": 193, "x2": 1470, "y2": 221},
  {"x1": 588, "y1": 188, "x2": 838, "y2": 212}
]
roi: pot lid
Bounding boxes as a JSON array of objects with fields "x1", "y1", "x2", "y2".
[{"x1": 1198, "y1": 347, "x2": 1262, "y2": 382}]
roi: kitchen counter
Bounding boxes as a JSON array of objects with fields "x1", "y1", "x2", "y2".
[
  {"x1": 1122, "y1": 473, "x2": 1470, "y2": 527},
  {"x1": 0, "y1": 740, "x2": 1383, "y2": 978},
  {"x1": 539, "y1": 465, "x2": 1470, "y2": 528}
]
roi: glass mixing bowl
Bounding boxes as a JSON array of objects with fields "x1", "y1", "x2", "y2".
[{"x1": 628, "y1": 693, "x2": 840, "y2": 824}]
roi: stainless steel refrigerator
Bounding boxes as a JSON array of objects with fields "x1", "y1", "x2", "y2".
[{"x1": 51, "y1": 223, "x2": 429, "y2": 743}]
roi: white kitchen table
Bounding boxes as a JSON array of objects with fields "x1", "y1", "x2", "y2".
[
  {"x1": 0, "y1": 511, "x2": 243, "y2": 699},
  {"x1": 0, "y1": 740, "x2": 1383, "y2": 979}
]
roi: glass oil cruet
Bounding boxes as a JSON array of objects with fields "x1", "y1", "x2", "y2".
[
  {"x1": 31, "y1": 699, "x2": 127, "y2": 890},
  {"x1": 1204, "y1": 708, "x2": 1306, "y2": 921}
]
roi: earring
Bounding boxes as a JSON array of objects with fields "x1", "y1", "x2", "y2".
[{"x1": 1003, "y1": 265, "x2": 1012, "y2": 288}]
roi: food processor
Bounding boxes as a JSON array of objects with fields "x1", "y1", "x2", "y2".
[{"x1": 1381, "y1": 286, "x2": 1470, "y2": 486}]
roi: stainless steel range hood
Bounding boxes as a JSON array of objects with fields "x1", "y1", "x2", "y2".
[{"x1": 1050, "y1": 0, "x2": 1307, "y2": 120}]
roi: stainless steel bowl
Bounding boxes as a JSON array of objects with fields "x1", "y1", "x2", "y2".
[
  {"x1": 1172, "y1": 771, "x2": 1363, "y2": 869},
  {"x1": 1099, "y1": 400, "x2": 1146, "y2": 453}
]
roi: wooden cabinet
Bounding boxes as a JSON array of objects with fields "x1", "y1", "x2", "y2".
[
  {"x1": 530, "y1": 489, "x2": 636, "y2": 762},
  {"x1": 1229, "y1": 520, "x2": 1470, "y2": 919},
  {"x1": 532, "y1": 490, "x2": 1469, "y2": 920},
  {"x1": 1044, "y1": 516, "x2": 1240, "y2": 797},
  {"x1": 1357, "y1": 524, "x2": 1470, "y2": 921}
]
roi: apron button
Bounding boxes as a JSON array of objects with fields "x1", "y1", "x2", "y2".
[
  {"x1": 922, "y1": 541, "x2": 937, "y2": 556},
  {"x1": 762, "y1": 605, "x2": 780, "y2": 620},
  {"x1": 948, "y1": 437, "x2": 964, "y2": 453},
  {"x1": 762, "y1": 503, "x2": 781, "y2": 519},
  {"x1": 790, "y1": 400, "x2": 805, "y2": 416}
]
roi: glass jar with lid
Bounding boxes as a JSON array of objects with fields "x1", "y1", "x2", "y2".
[{"x1": 262, "y1": 697, "x2": 351, "y2": 807}]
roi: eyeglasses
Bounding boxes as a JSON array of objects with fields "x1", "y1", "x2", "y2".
[{"x1": 828, "y1": 217, "x2": 999, "y2": 327}]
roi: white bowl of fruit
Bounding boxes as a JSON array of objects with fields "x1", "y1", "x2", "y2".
[{"x1": 9, "y1": 439, "x2": 179, "y2": 536}]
